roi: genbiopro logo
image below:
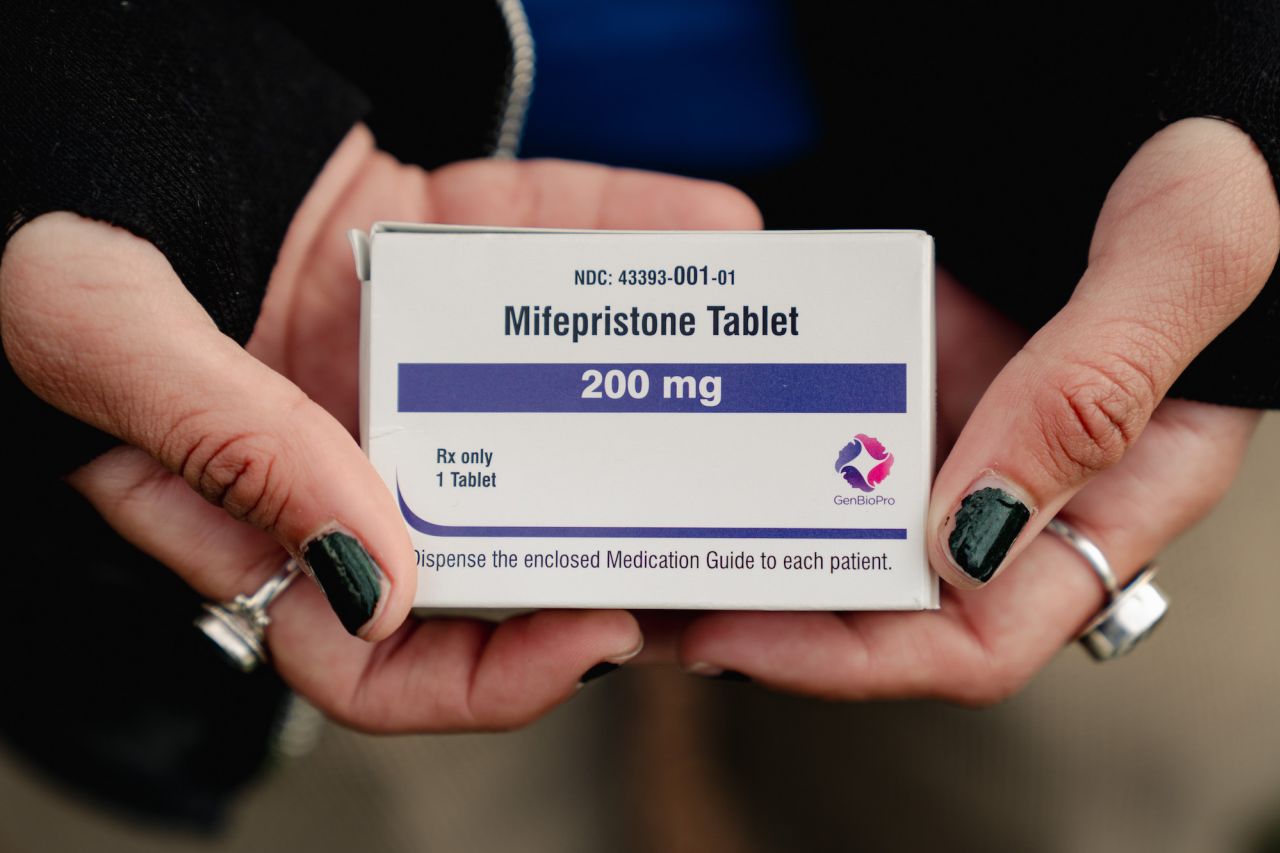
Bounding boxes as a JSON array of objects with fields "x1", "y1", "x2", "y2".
[{"x1": 834, "y1": 433, "x2": 894, "y2": 493}]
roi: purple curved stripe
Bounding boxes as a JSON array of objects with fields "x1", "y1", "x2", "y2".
[
  {"x1": 833, "y1": 440, "x2": 862, "y2": 473},
  {"x1": 841, "y1": 466, "x2": 874, "y2": 493},
  {"x1": 855, "y1": 433, "x2": 889, "y2": 461},
  {"x1": 397, "y1": 481, "x2": 905, "y2": 540}
]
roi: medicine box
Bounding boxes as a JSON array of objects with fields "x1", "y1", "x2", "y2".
[{"x1": 350, "y1": 225, "x2": 937, "y2": 610}]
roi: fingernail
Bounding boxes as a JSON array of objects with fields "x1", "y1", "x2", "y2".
[
  {"x1": 710, "y1": 670, "x2": 752, "y2": 683},
  {"x1": 686, "y1": 661, "x2": 724, "y2": 678},
  {"x1": 578, "y1": 662, "x2": 621, "y2": 685},
  {"x1": 685, "y1": 662, "x2": 753, "y2": 683},
  {"x1": 945, "y1": 483, "x2": 1032, "y2": 583},
  {"x1": 577, "y1": 639, "x2": 643, "y2": 687},
  {"x1": 302, "y1": 530, "x2": 385, "y2": 635}
]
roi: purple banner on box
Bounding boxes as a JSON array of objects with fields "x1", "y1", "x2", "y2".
[{"x1": 397, "y1": 363, "x2": 906, "y2": 413}]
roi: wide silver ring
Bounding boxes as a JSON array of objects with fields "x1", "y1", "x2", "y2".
[
  {"x1": 195, "y1": 558, "x2": 301, "y2": 673},
  {"x1": 1044, "y1": 518, "x2": 1169, "y2": 661}
]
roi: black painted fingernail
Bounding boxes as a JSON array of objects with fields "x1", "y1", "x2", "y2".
[
  {"x1": 578, "y1": 662, "x2": 621, "y2": 685},
  {"x1": 947, "y1": 486, "x2": 1031, "y2": 583},
  {"x1": 302, "y1": 530, "x2": 385, "y2": 635},
  {"x1": 712, "y1": 670, "x2": 752, "y2": 683},
  {"x1": 686, "y1": 663, "x2": 752, "y2": 683}
]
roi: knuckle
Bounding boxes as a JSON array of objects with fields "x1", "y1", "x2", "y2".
[
  {"x1": 176, "y1": 428, "x2": 290, "y2": 530},
  {"x1": 1032, "y1": 355, "x2": 1155, "y2": 483}
]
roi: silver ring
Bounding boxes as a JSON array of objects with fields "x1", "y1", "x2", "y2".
[
  {"x1": 1044, "y1": 518, "x2": 1169, "y2": 661},
  {"x1": 195, "y1": 558, "x2": 301, "y2": 673}
]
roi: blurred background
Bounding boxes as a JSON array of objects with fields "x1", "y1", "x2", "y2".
[{"x1": 3, "y1": 413, "x2": 1277, "y2": 853}]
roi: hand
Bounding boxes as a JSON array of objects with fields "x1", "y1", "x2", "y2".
[
  {"x1": 0, "y1": 124, "x2": 762, "y2": 730},
  {"x1": 674, "y1": 117, "x2": 1279, "y2": 703}
]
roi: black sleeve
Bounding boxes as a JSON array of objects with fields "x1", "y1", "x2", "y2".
[
  {"x1": 1148, "y1": 0, "x2": 1280, "y2": 408},
  {"x1": 1, "y1": 0, "x2": 370, "y2": 477},
  {"x1": 0, "y1": 2, "x2": 371, "y2": 824},
  {"x1": 782, "y1": 0, "x2": 1280, "y2": 409},
  {"x1": 1, "y1": 1, "x2": 369, "y2": 344}
]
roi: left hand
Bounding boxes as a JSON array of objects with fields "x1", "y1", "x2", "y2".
[
  {"x1": 674, "y1": 117, "x2": 1279, "y2": 703},
  {"x1": 5, "y1": 132, "x2": 761, "y2": 731}
]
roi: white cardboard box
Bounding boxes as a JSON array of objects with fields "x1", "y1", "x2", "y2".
[{"x1": 351, "y1": 225, "x2": 937, "y2": 611}]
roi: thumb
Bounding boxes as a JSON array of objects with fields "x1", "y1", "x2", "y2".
[
  {"x1": 929, "y1": 117, "x2": 1280, "y2": 588},
  {"x1": 0, "y1": 212, "x2": 414, "y2": 638}
]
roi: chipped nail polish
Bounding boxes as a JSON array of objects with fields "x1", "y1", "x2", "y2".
[
  {"x1": 947, "y1": 486, "x2": 1031, "y2": 583},
  {"x1": 578, "y1": 662, "x2": 622, "y2": 685},
  {"x1": 302, "y1": 530, "x2": 385, "y2": 635},
  {"x1": 710, "y1": 670, "x2": 752, "y2": 683},
  {"x1": 686, "y1": 663, "x2": 751, "y2": 682}
]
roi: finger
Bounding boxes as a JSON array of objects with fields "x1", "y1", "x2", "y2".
[
  {"x1": 937, "y1": 399, "x2": 1260, "y2": 701},
  {"x1": 678, "y1": 399, "x2": 1259, "y2": 702},
  {"x1": 274, "y1": 598, "x2": 643, "y2": 732},
  {"x1": 68, "y1": 446, "x2": 644, "y2": 732},
  {"x1": 928, "y1": 117, "x2": 1279, "y2": 588},
  {"x1": 0, "y1": 213, "x2": 414, "y2": 640},
  {"x1": 425, "y1": 157, "x2": 764, "y2": 230}
]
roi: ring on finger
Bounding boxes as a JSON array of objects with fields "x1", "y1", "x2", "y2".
[
  {"x1": 195, "y1": 558, "x2": 301, "y2": 673},
  {"x1": 1044, "y1": 518, "x2": 1169, "y2": 661}
]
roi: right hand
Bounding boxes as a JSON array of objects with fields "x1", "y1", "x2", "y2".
[
  {"x1": 673, "y1": 118, "x2": 1277, "y2": 704},
  {"x1": 0, "y1": 124, "x2": 762, "y2": 731}
]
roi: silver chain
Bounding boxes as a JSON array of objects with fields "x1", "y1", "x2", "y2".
[{"x1": 492, "y1": 0, "x2": 536, "y2": 158}]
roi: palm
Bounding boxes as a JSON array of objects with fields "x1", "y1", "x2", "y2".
[
  {"x1": 675, "y1": 270, "x2": 1253, "y2": 702},
  {"x1": 60, "y1": 133, "x2": 762, "y2": 731},
  {"x1": 247, "y1": 155, "x2": 760, "y2": 726}
]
